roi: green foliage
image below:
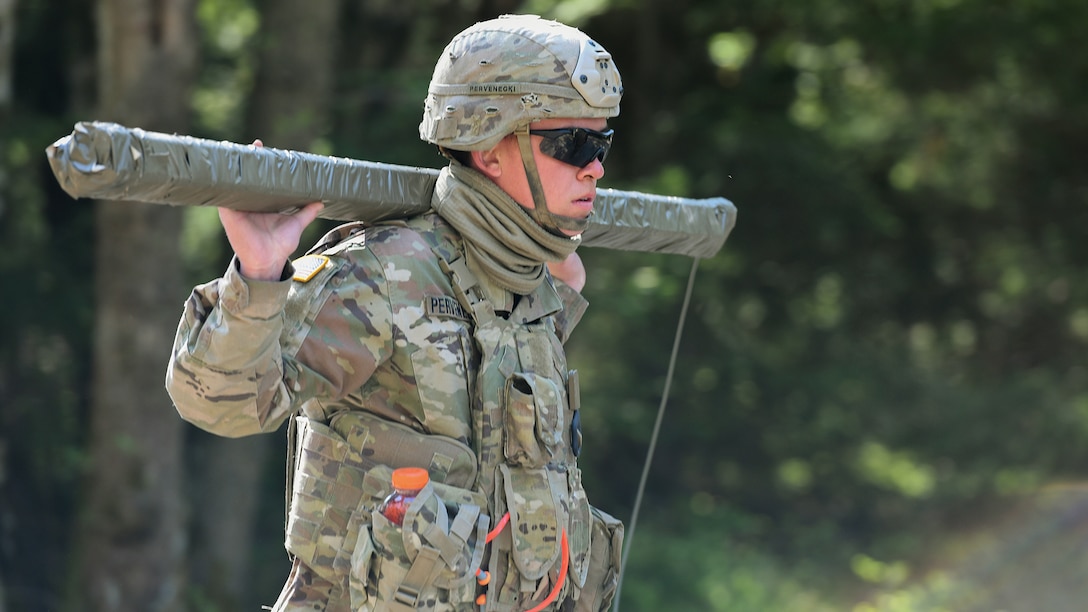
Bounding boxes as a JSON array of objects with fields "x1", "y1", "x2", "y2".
[
  {"x1": 569, "y1": 0, "x2": 1088, "y2": 607},
  {"x1": 193, "y1": 0, "x2": 260, "y2": 139},
  {"x1": 5, "y1": 0, "x2": 1088, "y2": 608},
  {"x1": 0, "y1": 115, "x2": 94, "y2": 610},
  {"x1": 618, "y1": 508, "x2": 845, "y2": 611}
]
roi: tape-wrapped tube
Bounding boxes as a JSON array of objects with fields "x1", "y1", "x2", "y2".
[{"x1": 46, "y1": 122, "x2": 736, "y2": 258}]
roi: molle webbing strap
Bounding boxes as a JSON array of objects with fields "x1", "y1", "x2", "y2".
[
  {"x1": 284, "y1": 415, "x2": 298, "y2": 548},
  {"x1": 417, "y1": 504, "x2": 486, "y2": 569},
  {"x1": 437, "y1": 253, "x2": 495, "y2": 326},
  {"x1": 286, "y1": 398, "x2": 337, "y2": 536},
  {"x1": 386, "y1": 499, "x2": 489, "y2": 610},
  {"x1": 388, "y1": 547, "x2": 443, "y2": 612}
]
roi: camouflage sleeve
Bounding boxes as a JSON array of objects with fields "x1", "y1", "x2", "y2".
[
  {"x1": 550, "y1": 277, "x2": 589, "y2": 344},
  {"x1": 167, "y1": 247, "x2": 398, "y2": 437},
  {"x1": 166, "y1": 257, "x2": 298, "y2": 437},
  {"x1": 287, "y1": 246, "x2": 394, "y2": 404}
]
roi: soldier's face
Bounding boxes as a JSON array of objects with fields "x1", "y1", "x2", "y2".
[{"x1": 485, "y1": 117, "x2": 609, "y2": 236}]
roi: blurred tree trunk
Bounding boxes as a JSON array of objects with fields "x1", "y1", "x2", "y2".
[
  {"x1": 244, "y1": 0, "x2": 340, "y2": 145},
  {"x1": 186, "y1": 0, "x2": 341, "y2": 608},
  {"x1": 0, "y1": 0, "x2": 12, "y2": 108},
  {"x1": 71, "y1": 0, "x2": 196, "y2": 610},
  {"x1": 0, "y1": 0, "x2": 12, "y2": 104},
  {"x1": 0, "y1": 0, "x2": 12, "y2": 224}
]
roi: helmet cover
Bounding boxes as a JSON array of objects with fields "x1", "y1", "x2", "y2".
[{"x1": 420, "y1": 14, "x2": 623, "y2": 151}]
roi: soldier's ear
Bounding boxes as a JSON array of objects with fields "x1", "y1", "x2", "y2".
[{"x1": 472, "y1": 136, "x2": 512, "y2": 179}]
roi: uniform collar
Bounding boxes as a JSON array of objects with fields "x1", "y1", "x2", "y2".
[{"x1": 477, "y1": 271, "x2": 564, "y2": 323}]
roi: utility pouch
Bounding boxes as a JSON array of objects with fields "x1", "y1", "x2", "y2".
[
  {"x1": 287, "y1": 412, "x2": 480, "y2": 596},
  {"x1": 572, "y1": 507, "x2": 624, "y2": 612},
  {"x1": 284, "y1": 416, "x2": 370, "y2": 587},
  {"x1": 330, "y1": 410, "x2": 478, "y2": 489},
  {"x1": 352, "y1": 465, "x2": 490, "y2": 611},
  {"x1": 565, "y1": 468, "x2": 593, "y2": 590},
  {"x1": 503, "y1": 372, "x2": 566, "y2": 468},
  {"x1": 484, "y1": 463, "x2": 573, "y2": 608}
]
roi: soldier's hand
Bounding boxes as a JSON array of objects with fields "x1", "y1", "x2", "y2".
[
  {"x1": 218, "y1": 139, "x2": 324, "y2": 281},
  {"x1": 547, "y1": 252, "x2": 586, "y2": 292}
]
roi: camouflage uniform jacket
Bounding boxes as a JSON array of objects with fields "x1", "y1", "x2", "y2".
[
  {"x1": 166, "y1": 176, "x2": 598, "y2": 609},
  {"x1": 167, "y1": 211, "x2": 586, "y2": 443}
]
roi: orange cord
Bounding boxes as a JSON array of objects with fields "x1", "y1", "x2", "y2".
[
  {"x1": 486, "y1": 511, "x2": 511, "y2": 544},
  {"x1": 479, "y1": 513, "x2": 569, "y2": 612},
  {"x1": 524, "y1": 529, "x2": 568, "y2": 612}
]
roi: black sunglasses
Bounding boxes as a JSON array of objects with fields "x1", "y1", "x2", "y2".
[{"x1": 528, "y1": 127, "x2": 614, "y2": 168}]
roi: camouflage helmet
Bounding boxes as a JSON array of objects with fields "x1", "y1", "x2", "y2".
[{"x1": 419, "y1": 14, "x2": 623, "y2": 151}]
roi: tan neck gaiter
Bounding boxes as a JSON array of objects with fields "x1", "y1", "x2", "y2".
[{"x1": 432, "y1": 163, "x2": 580, "y2": 294}]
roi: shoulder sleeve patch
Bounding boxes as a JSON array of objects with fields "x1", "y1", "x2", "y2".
[{"x1": 292, "y1": 254, "x2": 330, "y2": 283}]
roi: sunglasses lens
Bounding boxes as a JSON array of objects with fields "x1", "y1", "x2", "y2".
[{"x1": 532, "y1": 128, "x2": 613, "y2": 167}]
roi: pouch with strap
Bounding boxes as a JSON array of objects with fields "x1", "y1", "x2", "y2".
[
  {"x1": 437, "y1": 253, "x2": 620, "y2": 610},
  {"x1": 350, "y1": 465, "x2": 490, "y2": 610}
]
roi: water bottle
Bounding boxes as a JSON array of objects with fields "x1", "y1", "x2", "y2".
[{"x1": 378, "y1": 467, "x2": 429, "y2": 526}]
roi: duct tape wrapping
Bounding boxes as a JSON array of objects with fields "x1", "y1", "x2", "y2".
[{"x1": 46, "y1": 122, "x2": 737, "y2": 258}]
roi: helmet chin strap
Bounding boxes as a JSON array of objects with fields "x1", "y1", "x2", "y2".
[{"x1": 514, "y1": 124, "x2": 590, "y2": 238}]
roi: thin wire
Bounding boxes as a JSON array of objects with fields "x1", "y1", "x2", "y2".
[{"x1": 612, "y1": 257, "x2": 701, "y2": 612}]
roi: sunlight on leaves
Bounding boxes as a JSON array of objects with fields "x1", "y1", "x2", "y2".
[
  {"x1": 708, "y1": 30, "x2": 756, "y2": 72},
  {"x1": 692, "y1": 366, "x2": 719, "y2": 392},
  {"x1": 890, "y1": 157, "x2": 920, "y2": 191},
  {"x1": 993, "y1": 468, "x2": 1041, "y2": 495},
  {"x1": 777, "y1": 458, "x2": 814, "y2": 491},
  {"x1": 1069, "y1": 308, "x2": 1088, "y2": 341},
  {"x1": 908, "y1": 323, "x2": 938, "y2": 367},
  {"x1": 856, "y1": 441, "x2": 936, "y2": 498},
  {"x1": 636, "y1": 164, "x2": 691, "y2": 197},
  {"x1": 851, "y1": 553, "x2": 910, "y2": 586},
  {"x1": 631, "y1": 266, "x2": 661, "y2": 292},
  {"x1": 194, "y1": 0, "x2": 259, "y2": 136},
  {"x1": 999, "y1": 264, "x2": 1028, "y2": 296},
  {"x1": 790, "y1": 94, "x2": 828, "y2": 128},
  {"x1": 852, "y1": 571, "x2": 962, "y2": 612},
  {"x1": 181, "y1": 207, "x2": 225, "y2": 275},
  {"x1": 949, "y1": 320, "x2": 977, "y2": 355},
  {"x1": 1073, "y1": 395, "x2": 1088, "y2": 434},
  {"x1": 737, "y1": 295, "x2": 767, "y2": 330},
  {"x1": 522, "y1": 0, "x2": 611, "y2": 26},
  {"x1": 813, "y1": 274, "x2": 844, "y2": 329},
  {"x1": 198, "y1": 0, "x2": 259, "y2": 52}
]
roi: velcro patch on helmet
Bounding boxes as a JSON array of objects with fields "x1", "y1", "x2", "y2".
[{"x1": 571, "y1": 39, "x2": 623, "y2": 108}]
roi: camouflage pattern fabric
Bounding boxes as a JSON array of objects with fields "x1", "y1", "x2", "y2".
[
  {"x1": 167, "y1": 14, "x2": 629, "y2": 606},
  {"x1": 438, "y1": 254, "x2": 611, "y2": 610},
  {"x1": 271, "y1": 557, "x2": 351, "y2": 611},
  {"x1": 573, "y1": 508, "x2": 624, "y2": 612},
  {"x1": 420, "y1": 14, "x2": 622, "y2": 152},
  {"x1": 364, "y1": 477, "x2": 489, "y2": 609},
  {"x1": 166, "y1": 167, "x2": 609, "y2": 610},
  {"x1": 167, "y1": 203, "x2": 581, "y2": 441}
]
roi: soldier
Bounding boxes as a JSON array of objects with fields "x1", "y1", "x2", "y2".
[{"x1": 167, "y1": 14, "x2": 624, "y2": 611}]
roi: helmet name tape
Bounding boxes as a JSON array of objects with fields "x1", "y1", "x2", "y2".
[{"x1": 431, "y1": 82, "x2": 582, "y2": 100}]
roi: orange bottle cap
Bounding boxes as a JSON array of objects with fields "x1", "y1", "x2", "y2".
[{"x1": 391, "y1": 467, "x2": 429, "y2": 490}]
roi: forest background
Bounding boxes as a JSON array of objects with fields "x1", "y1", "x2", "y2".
[{"x1": 3, "y1": 0, "x2": 1088, "y2": 610}]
